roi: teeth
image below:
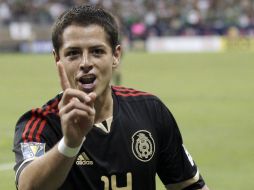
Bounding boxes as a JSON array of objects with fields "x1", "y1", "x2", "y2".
[{"x1": 79, "y1": 76, "x2": 95, "y2": 84}]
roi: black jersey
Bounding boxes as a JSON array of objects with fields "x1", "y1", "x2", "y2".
[{"x1": 13, "y1": 86, "x2": 205, "y2": 190}]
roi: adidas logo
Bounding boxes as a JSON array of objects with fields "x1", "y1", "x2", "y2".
[{"x1": 76, "y1": 152, "x2": 94, "y2": 166}]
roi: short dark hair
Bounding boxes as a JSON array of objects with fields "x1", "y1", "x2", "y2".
[{"x1": 52, "y1": 4, "x2": 119, "y2": 55}]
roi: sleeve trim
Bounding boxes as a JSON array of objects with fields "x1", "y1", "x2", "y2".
[
  {"x1": 15, "y1": 158, "x2": 35, "y2": 186},
  {"x1": 165, "y1": 170, "x2": 200, "y2": 190}
]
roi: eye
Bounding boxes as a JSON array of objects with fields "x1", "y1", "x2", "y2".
[
  {"x1": 91, "y1": 48, "x2": 105, "y2": 57},
  {"x1": 65, "y1": 49, "x2": 80, "y2": 59}
]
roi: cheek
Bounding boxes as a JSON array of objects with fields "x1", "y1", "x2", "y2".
[
  {"x1": 100, "y1": 62, "x2": 113, "y2": 77},
  {"x1": 96, "y1": 57, "x2": 113, "y2": 72}
]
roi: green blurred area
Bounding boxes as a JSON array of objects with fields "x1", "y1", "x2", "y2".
[{"x1": 0, "y1": 52, "x2": 254, "y2": 189}]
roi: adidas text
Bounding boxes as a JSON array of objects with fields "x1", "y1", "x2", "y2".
[{"x1": 76, "y1": 160, "x2": 93, "y2": 165}]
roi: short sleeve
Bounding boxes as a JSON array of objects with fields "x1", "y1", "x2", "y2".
[
  {"x1": 155, "y1": 102, "x2": 205, "y2": 189},
  {"x1": 13, "y1": 108, "x2": 62, "y2": 186}
]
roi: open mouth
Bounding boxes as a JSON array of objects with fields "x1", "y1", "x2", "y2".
[
  {"x1": 79, "y1": 75, "x2": 96, "y2": 84},
  {"x1": 78, "y1": 74, "x2": 96, "y2": 92}
]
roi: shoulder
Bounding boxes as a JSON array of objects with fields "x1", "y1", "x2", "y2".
[
  {"x1": 15, "y1": 93, "x2": 62, "y2": 142},
  {"x1": 112, "y1": 85, "x2": 169, "y2": 115},
  {"x1": 17, "y1": 93, "x2": 61, "y2": 123},
  {"x1": 112, "y1": 86, "x2": 160, "y2": 102},
  {"x1": 112, "y1": 86, "x2": 175, "y2": 116},
  {"x1": 111, "y1": 86, "x2": 173, "y2": 124}
]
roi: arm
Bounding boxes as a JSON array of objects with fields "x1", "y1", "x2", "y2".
[
  {"x1": 156, "y1": 101, "x2": 209, "y2": 190},
  {"x1": 18, "y1": 62, "x2": 96, "y2": 190},
  {"x1": 18, "y1": 145, "x2": 76, "y2": 190}
]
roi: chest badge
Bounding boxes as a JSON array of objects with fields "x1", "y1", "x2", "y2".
[{"x1": 132, "y1": 130, "x2": 155, "y2": 162}]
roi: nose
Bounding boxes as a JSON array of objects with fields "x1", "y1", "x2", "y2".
[{"x1": 79, "y1": 54, "x2": 93, "y2": 72}]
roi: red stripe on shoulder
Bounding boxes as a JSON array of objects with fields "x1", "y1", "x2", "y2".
[
  {"x1": 113, "y1": 86, "x2": 152, "y2": 97},
  {"x1": 22, "y1": 97, "x2": 60, "y2": 142},
  {"x1": 113, "y1": 86, "x2": 138, "y2": 93},
  {"x1": 36, "y1": 120, "x2": 47, "y2": 142},
  {"x1": 33, "y1": 98, "x2": 60, "y2": 142},
  {"x1": 43, "y1": 98, "x2": 59, "y2": 115},
  {"x1": 28, "y1": 118, "x2": 41, "y2": 142},
  {"x1": 115, "y1": 91, "x2": 152, "y2": 97},
  {"x1": 42, "y1": 98, "x2": 59, "y2": 116},
  {"x1": 22, "y1": 109, "x2": 36, "y2": 142}
]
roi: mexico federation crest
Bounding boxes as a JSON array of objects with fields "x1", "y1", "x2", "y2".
[{"x1": 132, "y1": 130, "x2": 155, "y2": 162}]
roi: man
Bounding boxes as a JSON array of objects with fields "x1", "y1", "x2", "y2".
[{"x1": 13, "y1": 4, "x2": 209, "y2": 190}]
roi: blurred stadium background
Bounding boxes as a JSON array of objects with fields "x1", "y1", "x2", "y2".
[{"x1": 0, "y1": 0, "x2": 254, "y2": 189}]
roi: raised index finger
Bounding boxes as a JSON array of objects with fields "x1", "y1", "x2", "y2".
[{"x1": 57, "y1": 61, "x2": 71, "y2": 91}]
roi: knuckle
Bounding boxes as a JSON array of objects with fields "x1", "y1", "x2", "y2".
[
  {"x1": 59, "y1": 109, "x2": 64, "y2": 116},
  {"x1": 65, "y1": 88, "x2": 72, "y2": 94}
]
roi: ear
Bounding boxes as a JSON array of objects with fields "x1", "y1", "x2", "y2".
[
  {"x1": 53, "y1": 49, "x2": 60, "y2": 65},
  {"x1": 112, "y1": 45, "x2": 121, "y2": 68}
]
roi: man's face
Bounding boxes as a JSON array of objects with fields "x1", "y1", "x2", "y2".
[{"x1": 56, "y1": 24, "x2": 121, "y2": 97}]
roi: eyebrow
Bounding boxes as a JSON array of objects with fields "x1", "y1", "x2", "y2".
[
  {"x1": 89, "y1": 44, "x2": 107, "y2": 49},
  {"x1": 64, "y1": 46, "x2": 80, "y2": 51},
  {"x1": 64, "y1": 43, "x2": 107, "y2": 50}
]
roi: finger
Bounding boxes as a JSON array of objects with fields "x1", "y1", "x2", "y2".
[
  {"x1": 60, "y1": 89, "x2": 88, "y2": 105},
  {"x1": 88, "y1": 92, "x2": 97, "y2": 101},
  {"x1": 59, "y1": 99, "x2": 95, "y2": 117},
  {"x1": 57, "y1": 61, "x2": 71, "y2": 91},
  {"x1": 62, "y1": 109, "x2": 95, "y2": 127},
  {"x1": 63, "y1": 89, "x2": 95, "y2": 105},
  {"x1": 87, "y1": 92, "x2": 97, "y2": 106}
]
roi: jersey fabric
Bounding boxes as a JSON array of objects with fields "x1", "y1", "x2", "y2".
[{"x1": 13, "y1": 86, "x2": 206, "y2": 190}]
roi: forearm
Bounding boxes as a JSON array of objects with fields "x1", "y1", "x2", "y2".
[{"x1": 18, "y1": 144, "x2": 76, "y2": 190}]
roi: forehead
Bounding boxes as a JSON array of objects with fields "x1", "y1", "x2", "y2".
[{"x1": 61, "y1": 24, "x2": 110, "y2": 49}]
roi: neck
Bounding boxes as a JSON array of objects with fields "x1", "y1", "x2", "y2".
[{"x1": 94, "y1": 86, "x2": 113, "y2": 124}]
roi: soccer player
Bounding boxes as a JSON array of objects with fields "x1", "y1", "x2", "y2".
[{"x1": 13, "y1": 4, "x2": 209, "y2": 190}]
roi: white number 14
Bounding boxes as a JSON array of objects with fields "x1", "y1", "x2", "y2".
[{"x1": 101, "y1": 172, "x2": 132, "y2": 190}]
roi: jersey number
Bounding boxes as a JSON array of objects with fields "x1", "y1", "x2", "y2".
[{"x1": 101, "y1": 172, "x2": 132, "y2": 190}]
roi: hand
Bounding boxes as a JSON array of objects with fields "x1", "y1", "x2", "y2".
[{"x1": 57, "y1": 62, "x2": 96, "y2": 147}]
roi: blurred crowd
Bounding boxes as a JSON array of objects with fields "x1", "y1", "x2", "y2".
[{"x1": 1, "y1": 0, "x2": 254, "y2": 39}]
